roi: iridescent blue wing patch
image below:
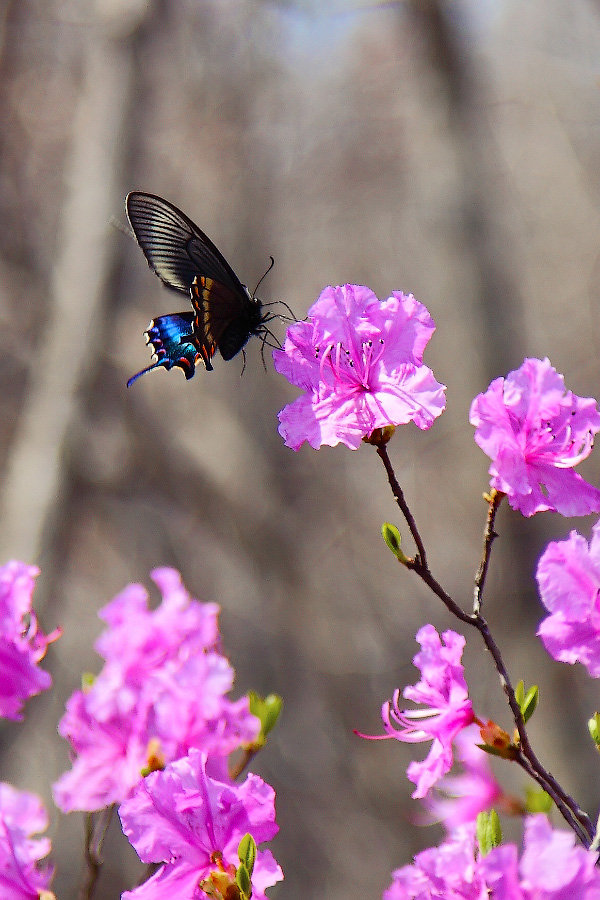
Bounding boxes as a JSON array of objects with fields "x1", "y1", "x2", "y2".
[{"x1": 126, "y1": 313, "x2": 204, "y2": 387}]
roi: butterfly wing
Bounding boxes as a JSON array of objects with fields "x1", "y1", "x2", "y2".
[
  {"x1": 127, "y1": 312, "x2": 206, "y2": 387},
  {"x1": 190, "y1": 276, "x2": 264, "y2": 364},
  {"x1": 126, "y1": 191, "x2": 245, "y2": 296}
]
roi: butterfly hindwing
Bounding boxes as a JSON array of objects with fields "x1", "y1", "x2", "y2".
[
  {"x1": 126, "y1": 312, "x2": 206, "y2": 387},
  {"x1": 190, "y1": 276, "x2": 265, "y2": 364}
]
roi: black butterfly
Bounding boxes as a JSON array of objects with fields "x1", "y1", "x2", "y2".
[{"x1": 126, "y1": 191, "x2": 272, "y2": 386}]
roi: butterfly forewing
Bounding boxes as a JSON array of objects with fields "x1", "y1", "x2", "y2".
[{"x1": 126, "y1": 192, "x2": 243, "y2": 295}]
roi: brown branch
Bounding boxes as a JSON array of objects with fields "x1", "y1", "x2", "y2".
[{"x1": 376, "y1": 443, "x2": 595, "y2": 845}]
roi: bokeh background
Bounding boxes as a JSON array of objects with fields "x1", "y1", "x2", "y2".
[{"x1": 1, "y1": 1, "x2": 600, "y2": 898}]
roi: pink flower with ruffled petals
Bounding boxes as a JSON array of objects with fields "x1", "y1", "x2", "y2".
[
  {"x1": 384, "y1": 815, "x2": 600, "y2": 900},
  {"x1": 362, "y1": 626, "x2": 474, "y2": 799},
  {"x1": 0, "y1": 782, "x2": 54, "y2": 899},
  {"x1": 384, "y1": 824, "x2": 487, "y2": 900},
  {"x1": 537, "y1": 521, "x2": 600, "y2": 677},
  {"x1": 273, "y1": 285, "x2": 446, "y2": 450},
  {"x1": 470, "y1": 357, "x2": 600, "y2": 517},
  {"x1": 0, "y1": 561, "x2": 59, "y2": 721},
  {"x1": 119, "y1": 748, "x2": 283, "y2": 900},
  {"x1": 53, "y1": 569, "x2": 259, "y2": 813}
]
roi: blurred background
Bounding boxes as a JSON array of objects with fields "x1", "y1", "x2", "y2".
[{"x1": 1, "y1": 0, "x2": 600, "y2": 897}]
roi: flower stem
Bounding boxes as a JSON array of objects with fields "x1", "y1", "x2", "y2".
[
  {"x1": 78, "y1": 806, "x2": 115, "y2": 900},
  {"x1": 376, "y1": 443, "x2": 428, "y2": 570}
]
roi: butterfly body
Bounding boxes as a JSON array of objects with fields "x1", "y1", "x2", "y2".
[{"x1": 126, "y1": 192, "x2": 270, "y2": 385}]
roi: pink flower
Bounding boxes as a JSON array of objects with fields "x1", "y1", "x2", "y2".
[
  {"x1": 0, "y1": 782, "x2": 54, "y2": 899},
  {"x1": 53, "y1": 569, "x2": 259, "y2": 813},
  {"x1": 273, "y1": 285, "x2": 446, "y2": 450},
  {"x1": 364, "y1": 626, "x2": 474, "y2": 798},
  {"x1": 517, "y1": 815, "x2": 600, "y2": 897},
  {"x1": 119, "y1": 748, "x2": 283, "y2": 900},
  {"x1": 470, "y1": 357, "x2": 600, "y2": 517},
  {"x1": 384, "y1": 815, "x2": 600, "y2": 900},
  {"x1": 424, "y1": 724, "x2": 505, "y2": 829},
  {"x1": 481, "y1": 815, "x2": 600, "y2": 899},
  {"x1": 0, "y1": 561, "x2": 58, "y2": 721},
  {"x1": 536, "y1": 522, "x2": 600, "y2": 676},
  {"x1": 384, "y1": 824, "x2": 487, "y2": 900}
]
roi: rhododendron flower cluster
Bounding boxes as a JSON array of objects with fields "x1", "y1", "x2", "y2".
[
  {"x1": 0, "y1": 560, "x2": 58, "y2": 721},
  {"x1": 53, "y1": 568, "x2": 260, "y2": 812},
  {"x1": 470, "y1": 357, "x2": 600, "y2": 517},
  {"x1": 119, "y1": 749, "x2": 282, "y2": 900},
  {"x1": 537, "y1": 521, "x2": 600, "y2": 677},
  {"x1": 0, "y1": 782, "x2": 53, "y2": 899},
  {"x1": 273, "y1": 284, "x2": 446, "y2": 450},
  {"x1": 384, "y1": 815, "x2": 600, "y2": 900}
]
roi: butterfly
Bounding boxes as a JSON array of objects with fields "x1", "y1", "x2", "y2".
[{"x1": 126, "y1": 191, "x2": 273, "y2": 386}]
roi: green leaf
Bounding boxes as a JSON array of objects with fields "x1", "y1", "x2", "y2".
[
  {"x1": 514, "y1": 681, "x2": 538, "y2": 723},
  {"x1": 520, "y1": 685, "x2": 539, "y2": 723},
  {"x1": 236, "y1": 863, "x2": 252, "y2": 900},
  {"x1": 238, "y1": 833, "x2": 257, "y2": 876},
  {"x1": 515, "y1": 680, "x2": 524, "y2": 707},
  {"x1": 476, "y1": 809, "x2": 502, "y2": 855},
  {"x1": 525, "y1": 788, "x2": 552, "y2": 814}
]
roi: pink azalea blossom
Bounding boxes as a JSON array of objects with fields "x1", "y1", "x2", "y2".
[
  {"x1": 470, "y1": 357, "x2": 600, "y2": 517},
  {"x1": 480, "y1": 814, "x2": 600, "y2": 900},
  {"x1": 0, "y1": 782, "x2": 54, "y2": 899},
  {"x1": 385, "y1": 815, "x2": 600, "y2": 900},
  {"x1": 536, "y1": 522, "x2": 600, "y2": 677},
  {"x1": 53, "y1": 569, "x2": 259, "y2": 813},
  {"x1": 384, "y1": 824, "x2": 487, "y2": 900},
  {"x1": 364, "y1": 625, "x2": 475, "y2": 798},
  {"x1": 0, "y1": 561, "x2": 59, "y2": 721},
  {"x1": 424, "y1": 724, "x2": 506, "y2": 829},
  {"x1": 273, "y1": 284, "x2": 446, "y2": 450},
  {"x1": 119, "y1": 748, "x2": 283, "y2": 900}
]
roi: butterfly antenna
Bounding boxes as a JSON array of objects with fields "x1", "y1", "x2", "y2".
[{"x1": 251, "y1": 256, "x2": 275, "y2": 298}]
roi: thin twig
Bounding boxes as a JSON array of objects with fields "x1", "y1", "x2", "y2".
[
  {"x1": 473, "y1": 490, "x2": 504, "y2": 615},
  {"x1": 376, "y1": 443, "x2": 428, "y2": 569}
]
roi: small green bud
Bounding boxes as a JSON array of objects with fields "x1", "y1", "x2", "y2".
[
  {"x1": 248, "y1": 692, "x2": 283, "y2": 744},
  {"x1": 476, "y1": 809, "x2": 502, "y2": 855},
  {"x1": 81, "y1": 672, "x2": 95, "y2": 691},
  {"x1": 381, "y1": 523, "x2": 410, "y2": 565},
  {"x1": 589, "y1": 712, "x2": 600, "y2": 747}
]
